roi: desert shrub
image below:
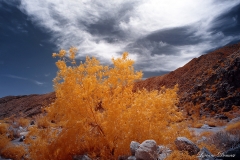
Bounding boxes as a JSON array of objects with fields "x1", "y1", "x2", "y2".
[
  {"x1": 0, "y1": 135, "x2": 10, "y2": 151},
  {"x1": 200, "y1": 131, "x2": 214, "y2": 137},
  {"x1": 0, "y1": 122, "x2": 8, "y2": 135},
  {"x1": 26, "y1": 48, "x2": 184, "y2": 159},
  {"x1": 0, "y1": 122, "x2": 10, "y2": 151},
  {"x1": 17, "y1": 117, "x2": 30, "y2": 127},
  {"x1": 34, "y1": 114, "x2": 50, "y2": 128},
  {"x1": 226, "y1": 121, "x2": 240, "y2": 135},
  {"x1": 208, "y1": 131, "x2": 240, "y2": 151},
  {"x1": 1, "y1": 144, "x2": 26, "y2": 160}
]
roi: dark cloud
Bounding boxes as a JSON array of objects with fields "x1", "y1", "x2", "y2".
[
  {"x1": 84, "y1": 1, "x2": 138, "y2": 43},
  {"x1": 145, "y1": 26, "x2": 200, "y2": 46},
  {"x1": 125, "y1": 40, "x2": 177, "y2": 56},
  {"x1": 211, "y1": 4, "x2": 240, "y2": 36},
  {"x1": 124, "y1": 26, "x2": 202, "y2": 56}
]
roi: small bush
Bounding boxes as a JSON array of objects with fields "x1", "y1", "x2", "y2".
[
  {"x1": 209, "y1": 131, "x2": 240, "y2": 151},
  {"x1": 17, "y1": 117, "x2": 30, "y2": 127},
  {"x1": 0, "y1": 123, "x2": 8, "y2": 135},
  {"x1": 1, "y1": 144, "x2": 26, "y2": 160},
  {"x1": 226, "y1": 121, "x2": 240, "y2": 134},
  {"x1": 0, "y1": 135, "x2": 10, "y2": 151}
]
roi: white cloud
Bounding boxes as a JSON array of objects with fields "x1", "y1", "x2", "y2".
[
  {"x1": 4, "y1": 74, "x2": 44, "y2": 86},
  {"x1": 19, "y1": 0, "x2": 240, "y2": 73}
]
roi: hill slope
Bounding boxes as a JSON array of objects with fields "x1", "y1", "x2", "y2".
[
  {"x1": 0, "y1": 92, "x2": 55, "y2": 119},
  {"x1": 134, "y1": 43, "x2": 240, "y2": 117}
]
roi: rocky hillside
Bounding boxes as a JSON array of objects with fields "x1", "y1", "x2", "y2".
[
  {"x1": 0, "y1": 43, "x2": 240, "y2": 120},
  {"x1": 0, "y1": 92, "x2": 55, "y2": 119},
  {"x1": 134, "y1": 43, "x2": 240, "y2": 117}
]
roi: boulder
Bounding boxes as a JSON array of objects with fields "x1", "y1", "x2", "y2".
[
  {"x1": 19, "y1": 135, "x2": 25, "y2": 142},
  {"x1": 135, "y1": 140, "x2": 159, "y2": 160},
  {"x1": 118, "y1": 155, "x2": 129, "y2": 160},
  {"x1": 127, "y1": 156, "x2": 136, "y2": 160},
  {"x1": 201, "y1": 124, "x2": 212, "y2": 129},
  {"x1": 72, "y1": 154, "x2": 91, "y2": 160},
  {"x1": 158, "y1": 145, "x2": 172, "y2": 160},
  {"x1": 175, "y1": 137, "x2": 200, "y2": 155},
  {"x1": 130, "y1": 141, "x2": 140, "y2": 156}
]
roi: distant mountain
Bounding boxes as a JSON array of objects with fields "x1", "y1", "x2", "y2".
[
  {"x1": 0, "y1": 43, "x2": 240, "y2": 120},
  {"x1": 0, "y1": 92, "x2": 55, "y2": 119},
  {"x1": 134, "y1": 43, "x2": 240, "y2": 117}
]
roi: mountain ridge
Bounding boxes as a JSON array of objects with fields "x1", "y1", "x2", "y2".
[{"x1": 134, "y1": 43, "x2": 240, "y2": 117}]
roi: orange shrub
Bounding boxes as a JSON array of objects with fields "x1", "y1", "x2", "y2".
[
  {"x1": 226, "y1": 121, "x2": 240, "y2": 135},
  {"x1": 17, "y1": 117, "x2": 30, "y2": 127},
  {"x1": 26, "y1": 49, "x2": 184, "y2": 159},
  {"x1": 0, "y1": 135, "x2": 10, "y2": 151},
  {"x1": 0, "y1": 123, "x2": 8, "y2": 135},
  {"x1": 1, "y1": 144, "x2": 26, "y2": 160}
]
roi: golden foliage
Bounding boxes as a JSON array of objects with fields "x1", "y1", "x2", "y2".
[
  {"x1": 1, "y1": 144, "x2": 26, "y2": 160},
  {"x1": 0, "y1": 122, "x2": 10, "y2": 151},
  {"x1": 26, "y1": 48, "x2": 184, "y2": 159},
  {"x1": 0, "y1": 122, "x2": 8, "y2": 135},
  {"x1": 17, "y1": 117, "x2": 30, "y2": 127},
  {"x1": 226, "y1": 121, "x2": 240, "y2": 135},
  {"x1": 0, "y1": 134, "x2": 10, "y2": 151}
]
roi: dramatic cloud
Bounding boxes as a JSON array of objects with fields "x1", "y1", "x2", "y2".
[{"x1": 18, "y1": 0, "x2": 240, "y2": 77}]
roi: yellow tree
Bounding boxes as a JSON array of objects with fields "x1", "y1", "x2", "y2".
[{"x1": 26, "y1": 48, "x2": 184, "y2": 160}]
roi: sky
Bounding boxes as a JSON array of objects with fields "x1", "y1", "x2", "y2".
[{"x1": 1, "y1": 0, "x2": 240, "y2": 98}]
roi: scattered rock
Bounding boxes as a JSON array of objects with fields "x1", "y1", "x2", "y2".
[
  {"x1": 127, "y1": 156, "x2": 136, "y2": 160},
  {"x1": 19, "y1": 135, "x2": 25, "y2": 142},
  {"x1": 175, "y1": 137, "x2": 200, "y2": 155},
  {"x1": 0, "y1": 156, "x2": 12, "y2": 160},
  {"x1": 158, "y1": 146, "x2": 172, "y2": 160},
  {"x1": 135, "y1": 140, "x2": 159, "y2": 160},
  {"x1": 215, "y1": 114, "x2": 229, "y2": 120},
  {"x1": 118, "y1": 155, "x2": 129, "y2": 160},
  {"x1": 130, "y1": 141, "x2": 140, "y2": 156},
  {"x1": 20, "y1": 131, "x2": 28, "y2": 137},
  {"x1": 201, "y1": 124, "x2": 212, "y2": 129},
  {"x1": 30, "y1": 120, "x2": 35, "y2": 125},
  {"x1": 72, "y1": 154, "x2": 91, "y2": 160}
]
